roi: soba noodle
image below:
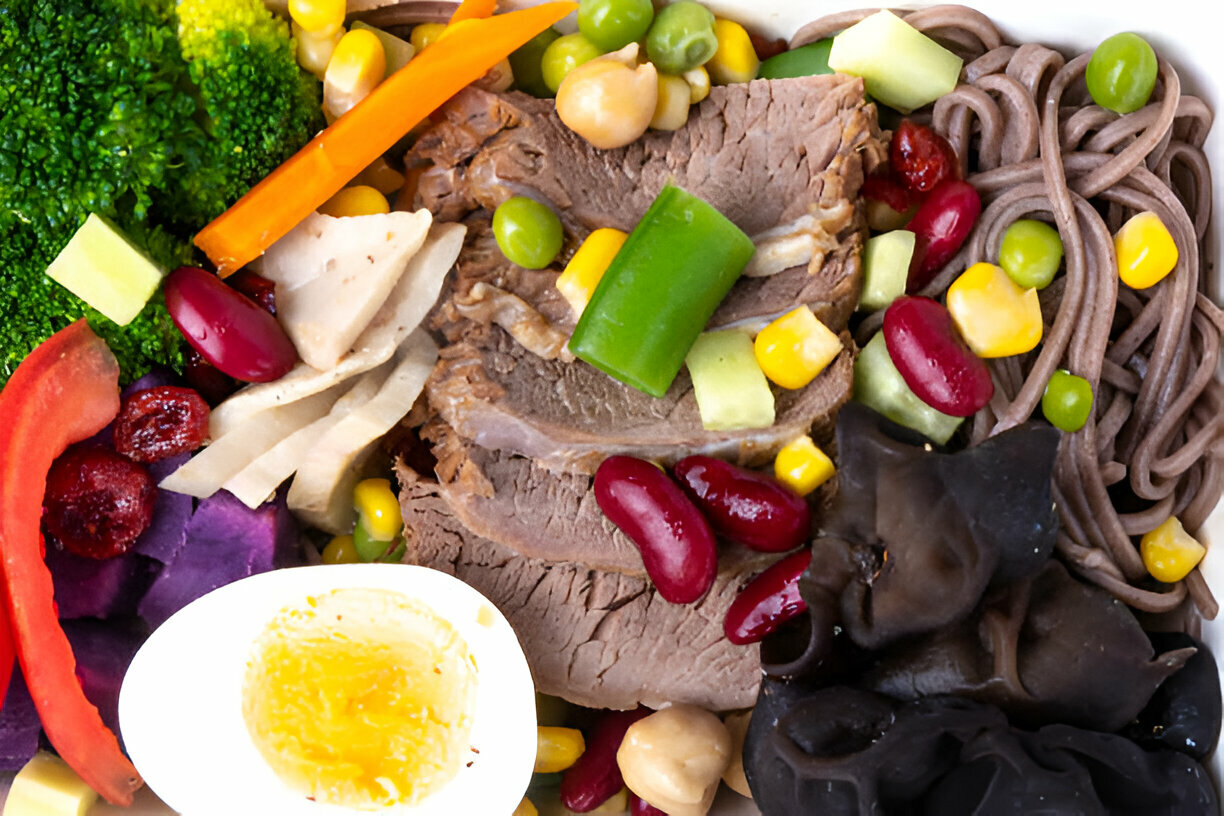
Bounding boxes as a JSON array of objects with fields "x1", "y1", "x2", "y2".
[{"x1": 802, "y1": 6, "x2": 1224, "y2": 616}]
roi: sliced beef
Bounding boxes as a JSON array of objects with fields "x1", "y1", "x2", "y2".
[
  {"x1": 397, "y1": 461, "x2": 763, "y2": 711},
  {"x1": 428, "y1": 321, "x2": 855, "y2": 476},
  {"x1": 418, "y1": 415, "x2": 816, "y2": 574}
]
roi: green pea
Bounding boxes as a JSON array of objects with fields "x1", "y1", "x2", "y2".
[
  {"x1": 1085, "y1": 32, "x2": 1158, "y2": 114},
  {"x1": 999, "y1": 219, "x2": 1063, "y2": 290},
  {"x1": 645, "y1": 1, "x2": 717, "y2": 75},
  {"x1": 352, "y1": 520, "x2": 390, "y2": 562},
  {"x1": 493, "y1": 196, "x2": 564, "y2": 270},
  {"x1": 510, "y1": 26, "x2": 562, "y2": 97},
  {"x1": 1042, "y1": 369, "x2": 1094, "y2": 432},
  {"x1": 541, "y1": 32, "x2": 604, "y2": 95},
  {"x1": 578, "y1": 0, "x2": 654, "y2": 53}
]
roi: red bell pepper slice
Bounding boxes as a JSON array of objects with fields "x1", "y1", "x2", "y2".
[
  {"x1": 0, "y1": 594, "x2": 14, "y2": 706},
  {"x1": 0, "y1": 320, "x2": 142, "y2": 805}
]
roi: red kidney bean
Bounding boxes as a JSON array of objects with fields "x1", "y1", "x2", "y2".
[
  {"x1": 890, "y1": 119, "x2": 960, "y2": 194},
  {"x1": 43, "y1": 445, "x2": 156, "y2": 559},
  {"x1": 672, "y1": 455, "x2": 810, "y2": 553},
  {"x1": 629, "y1": 792, "x2": 667, "y2": 816},
  {"x1": 560, "y1": 707, "x2": 651, "y2": 813},
  {"x1": 164, "y1": 266, "x2": 298, "y2": 383},
  {"x1": 113, "y1": 386, "x2": 210, "y2": 463},
  {"x1": 725, "y1": 549, "x2": 812, "y2": 645},
  {"x1": 594, "y1": 456, "x2": 718, "y2": 604},
  {"x1": 883, "y1": 296, "x2": 994, "y2": 417},
  {"x1": 225, "y1": 269, "x2": 278, "y2": 316},
  {"x1": 905, "y1": 179, "x2": 981, "y2": 292}
]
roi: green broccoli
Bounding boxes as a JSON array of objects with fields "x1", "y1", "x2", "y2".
[{"x1": 0, "y1": 0, "x2": 324, "y2": 386}]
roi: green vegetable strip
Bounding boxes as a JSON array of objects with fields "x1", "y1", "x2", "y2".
[
  {"x1": 568, "y1": 185, "x2": 755, "y2": 398},
  {"x1": 758, "y1": 39, "x2": 835, "y2": 79}
]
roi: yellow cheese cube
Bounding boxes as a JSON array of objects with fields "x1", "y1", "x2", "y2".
[
  {"x1": 5, "y1": 752, "x2": 99, "y2": 816},
  {"x1": 45, "y1": 213, "x2": 165, "y2": 326}
]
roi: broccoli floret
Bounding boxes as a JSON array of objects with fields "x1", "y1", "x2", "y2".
[
  {"x1": 173, "y1": 0, "x2": 325, "y2": 226},
  {"x1": 0, "y1": 0, "x2": 323, "y2": 386}
]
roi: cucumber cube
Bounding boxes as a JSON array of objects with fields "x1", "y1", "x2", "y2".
[
  {"x1": 853, "y1": 332, "x2": 962, "y2": 444},
  {"x1": 860, "y1": 229, "x2": 916, "y2": 311},
  {"x1": 45, "y1": 213, "x2": 165, "y2": 326},
  {"x1": 686, "y1": 329, "x2": 775, "y2": 431},
  {"x1": 829, "y1": 10, "x2": 963, "y2": 114}
]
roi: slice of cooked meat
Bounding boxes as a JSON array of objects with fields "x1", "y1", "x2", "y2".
[
  {"x1": 397, "y1": 461, "x2": 763, "y2": 712},
  {"x1": 427, "y1": 322, "x2": 855, "y2": 476},
  {"x1": 417, "y1": 415, "x2": 818, "y2": 574}
]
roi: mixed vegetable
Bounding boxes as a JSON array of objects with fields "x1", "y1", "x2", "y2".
[{"x1": 0, "y1": 0, "x2": 1218, "y2": 814}]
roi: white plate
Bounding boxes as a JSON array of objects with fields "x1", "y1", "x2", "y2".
[{"x1": 3, "y1": 2, "x2": 1218, "y2": 814}]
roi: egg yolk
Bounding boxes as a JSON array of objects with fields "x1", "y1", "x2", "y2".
[{"x1": 242, "y1": 588, "x2": 477, "y2": 809}]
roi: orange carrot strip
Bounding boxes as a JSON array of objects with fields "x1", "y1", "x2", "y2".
[
  {"x1": 450, "y1": 0, "x2": 497, "y2": 23},
  {"x1": 195, "y1": 1, "x2": 577, "y2": 276}
]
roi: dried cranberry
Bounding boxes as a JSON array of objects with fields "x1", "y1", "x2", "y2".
[
  {"x1": 43, "y1": 446, "x2": 156, "y2": 559},
  {"x1": 183, "y1": 348, "x2": 240, "y2": 406},
  {"x1": 113, "y1": 386, "x2": 211, "y2": 463},
  {"x1": 890, "y1": 119, "x2": 960, "y2": 194},
  {"x1": 226, "y1": 269, "x2": 278, "y2": 316},
  {"x1": 749, "y1": 32, "x2": 788, "y2": 61}
]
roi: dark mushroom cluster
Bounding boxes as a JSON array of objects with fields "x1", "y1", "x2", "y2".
[{"x1": 745, "y1": 405, "x2": 1220, "y2": 814}]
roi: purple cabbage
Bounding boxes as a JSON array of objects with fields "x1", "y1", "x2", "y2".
[
  {"x1": 45, "y1": 545, "x2": 158, "y2": 620},
  {"x1": 132, "y1": 454, "x2": 194, "y2": 564},
  {"x1": 0, "y1": 669, "x2": 40, "y2": 770},
  {"x1": 62, "y1": 618, "x2": 151, "y2": 737}
]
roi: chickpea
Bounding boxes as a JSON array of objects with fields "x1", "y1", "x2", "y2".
[
  {"x1": 721, "y1": 711, "x2": 752, "y2": 799},
  {"x1": 616, "y1": 704, "x2": 731, "y2": 816},
  {"x1": 556, "y1": 43, "x2": 658, "y2": 150}
]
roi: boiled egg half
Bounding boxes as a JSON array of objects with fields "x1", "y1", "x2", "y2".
[{"x1": 118, "y1": 564, "x2": 536, "y2": 815}]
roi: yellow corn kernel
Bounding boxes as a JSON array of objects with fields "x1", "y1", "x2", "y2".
[
  {"x1": 753, "y1": 306, "x2": 842, "y2": 390},
  {"x1": 321, "y1": 534, "x2": 360, "y2": 565},
  {"x1": 683, "y1": 65, "x2": 711, "y2": 103},
  {"x1": 556, "y1": 228, "x2": 628, "y2": 315},
  {"x1": 1141, "y1": 516, "x2": 1206, "y2": 584},
  {"x1": 5, "y1": 752, "x2": 98, "y2": 816},
  {"x1": 323, "y1": 28, "x2": 387, "y2": 120},
  {"x1": 650, "y1": 73, "x2": 692, "y2": 132},
  {"x1": 774, "y1": 435, "x2": 835, "y2": 496},
  {"x1": 590, "y1": 788, "x2": 629, "y2": 814},
  {"x1": 318, "y1": 185, "x2": 391, "y2": 218},
  {"x1": 512, "y1": 798, "x2": 539, "y2": 816},
  {"x1": 1115, "y1": 211, "x2": 1178, "y2": 289},
  {"x1": 289, "y1": 0, "x2": 345, "y2": 36},
  {"x1": 294, "y1": 22, "x2": 345, "y2": 79},
  {"x1": 946, "y1": 261, "x2": 1043, "y2": 358},
  {"x1": 353, "y1": 478, "x2": 403, "y2": 541},
  {"x1": 535, "y1": 726, "x2": 586, "y2": 773},
  {"x1": 410, "y1": 22, "x2": 447, "y2": 52},
  {"x1": 351, "y1": 157, "x2": 407, "y2": 196},
  {"x1": 707, "y1": 19, "x2": 760, "y2": 85}
]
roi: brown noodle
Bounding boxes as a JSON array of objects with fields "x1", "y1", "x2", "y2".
[{"x1": 800, "y1": 6, "x2": 1224, "y2": 617}]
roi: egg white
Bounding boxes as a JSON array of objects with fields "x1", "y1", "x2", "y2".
[{"x1": 118, "y1": 564, "x2": 537, "y2": 816}]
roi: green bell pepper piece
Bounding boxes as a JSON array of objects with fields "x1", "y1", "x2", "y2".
[
  {"x1": 758, "y1": 38, "x2": 834, "y2": 79},
  {"x1": 568, "y1": 185, "x2": 755, "y2": 398}
]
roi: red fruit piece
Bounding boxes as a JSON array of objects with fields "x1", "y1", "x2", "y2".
[
  {"x1": 43, "y1": 445, "x2": 156, "y2": 560},
  {"x1": 724, "y1": 549, "x2": 811, "y2": 645},
  {"x1": 906, "y1": 179, "x2": 981, "y2": 292},
  {"x1": 560, "y1": 707, "x2": 651, "y2": 813},
  {"x1": 629, "y1": 792, "x2": 667, "y2": 816},
  {"x1": 226, "y1": 269, "x2": 278, "y2": 316},
  {"x1": 594, "y1": 456, "x2": 718, "y2": 605},
  {"x1": 113, "y1": 386, "x2": 211, "y2": 463},
  {"x1": 862, "y1": 174, "x2": 913, "y2": 214},
  {"x1": 883, "y1": 296, "x2": 994, "y2": 417},
  {"x1": 890, "y1": 119, "x2": 960, "y2": 194},
  {"x1": 672, "y1": 455, "x2": 811, "y2": 553},
  {"x1": 164, "y1": 266, "x2": 298, "y2": 383}
]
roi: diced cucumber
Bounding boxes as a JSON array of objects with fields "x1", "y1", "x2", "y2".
[
  {"x1": 5, "y1": 752, "x2": 99, "y2": 816},
  {"x1": 686, "y1": 330, "x2": 775, "y2": 431},
  {"x1": 44, "y1": 213, "x2": 165, "y2": 326},
  {"x1": 860, "y1": 229, "x2": 916, "y2": 311},
  {"x1": 758, "y1": 38, "x2": 833, "y2": 79},
  {"x1": 853, "y1": 332, "x2": 962, "y2": 444},
  {"x1": 828, "y1": 10, "x2": 963, "y2": 114}
]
